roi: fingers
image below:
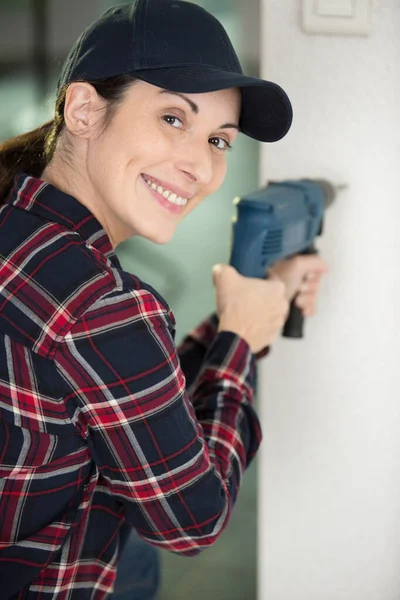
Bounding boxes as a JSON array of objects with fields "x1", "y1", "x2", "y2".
[
  {"x1": 296, "y1": 266, "x2": 323, "y2": 317},
  {"x1": 298, "y1": 255, "x2": 329, "y2": 275},
  {"x1": 295, "y1": 290, "x2": 318, "y2": 317},
  {"x1": 299, "y1": 278, "x2": 320, "y2": 294},
  {"x1": 297, "y1": 259, "x2": 327, "y2": 307},
  {"x1": 304, "y1": 271, "x2": 320, "y2": 282}
]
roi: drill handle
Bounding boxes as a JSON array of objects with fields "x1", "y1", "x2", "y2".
[{"x1": 282, "y1": 246, "x2": 318, "y2": 339}]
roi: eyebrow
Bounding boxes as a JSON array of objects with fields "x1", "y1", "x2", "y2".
[{"x1": 158, "y1": 90, "x2": 240, "y2": 132}]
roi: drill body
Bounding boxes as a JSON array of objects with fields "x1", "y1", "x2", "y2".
[{"x1": 230, "y1": 179, "x2": 331, "y2": 337}]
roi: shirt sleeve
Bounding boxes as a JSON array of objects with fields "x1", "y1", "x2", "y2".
[
  {"x1": 53, "y1": 287, "x2": 262, "y2": 557},
  {"x1": 178, "y1": 313, "x2": 271, "y2": 393},
  {"x1": 176, "y1": 313, "x2": 219, "y2": 392}
]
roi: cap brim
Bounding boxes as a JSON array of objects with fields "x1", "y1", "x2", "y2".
[{"x1": 133, "y1": 65, "x2": 293, "y2": 143}]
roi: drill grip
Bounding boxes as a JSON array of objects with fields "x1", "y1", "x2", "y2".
[
  {"x1": 282, "y1": 301, "x2": 304, "y2": 339},
  {"x1": 282, "y1": 246, "x2": 318, "y2": 339}
]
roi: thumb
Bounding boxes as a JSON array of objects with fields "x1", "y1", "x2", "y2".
[
  {"x1": 212, "y1": 264, "x2": 223, "y2": 286},
  {"x1": 212, "y1": 264, "x2": 237, "y2": 286}
]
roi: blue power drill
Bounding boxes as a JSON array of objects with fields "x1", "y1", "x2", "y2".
[{"x1": 229, "y1": 179, "x2": 336, "y2": 339}]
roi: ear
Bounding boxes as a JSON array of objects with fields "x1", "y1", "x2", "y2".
[{"x1": 64, "y1": 82, "x2": 105, "y2": 138}]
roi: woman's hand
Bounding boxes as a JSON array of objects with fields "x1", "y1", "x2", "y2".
[
  {"x1": 212, "y1": 264, "x2": 289, "y2": 354},
  {"x1": 268, "y1": 255, "x2": 328, "y2": 317}
]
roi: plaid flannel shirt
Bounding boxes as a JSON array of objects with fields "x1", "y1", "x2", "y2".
[{"x1": 0, "y1": 175, "x2": 262, "y2": 600}]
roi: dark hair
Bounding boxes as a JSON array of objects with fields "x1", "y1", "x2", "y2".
[{"x1": 0, "y1": 75, "x2": 137, "y2": 201}]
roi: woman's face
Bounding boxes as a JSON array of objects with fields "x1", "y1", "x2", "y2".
[{"x1": 85, "y1": 80, "x2": 241, "y2": 245}]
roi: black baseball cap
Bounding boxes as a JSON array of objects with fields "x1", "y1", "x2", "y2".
[{"x1": 58, "y1": 0, "x2": 293, "y2": 143}]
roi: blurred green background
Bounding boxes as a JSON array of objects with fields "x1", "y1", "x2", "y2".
[{"x1": 0, "y1": 1, "x2": 260, "y2": 598}]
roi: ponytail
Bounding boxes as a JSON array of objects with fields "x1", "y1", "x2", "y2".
[
  {"x1": 0, "y1": 82, "x2": 68, "y2": 203},
  {"x1": 0, "y1": 122, "x2": 53, "y2": 201}
]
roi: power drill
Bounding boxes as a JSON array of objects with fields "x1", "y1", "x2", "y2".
[{"x1": 229, "y1": 179, "x2": 337, "y2": 338}]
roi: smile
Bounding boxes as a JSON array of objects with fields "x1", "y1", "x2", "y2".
[{"x1": 143, "y1": 176, "x2": 188, "y2": 207}]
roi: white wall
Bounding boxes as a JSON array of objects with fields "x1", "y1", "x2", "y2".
[{"x1": 257, "y1": 2, "x2": 400, "y2": 599}]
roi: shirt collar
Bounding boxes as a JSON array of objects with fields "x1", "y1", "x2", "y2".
[{"x1": 8, "y1": 174, "x2": 118, "y2": 262}]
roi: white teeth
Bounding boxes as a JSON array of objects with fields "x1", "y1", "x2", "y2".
[{"x1": 144, "y1": 177, "x2": 188, "y2": 206}]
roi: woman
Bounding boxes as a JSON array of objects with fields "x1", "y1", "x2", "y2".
[{"x1": 0, "y1": 1, "x2": 327, "y2": 599}]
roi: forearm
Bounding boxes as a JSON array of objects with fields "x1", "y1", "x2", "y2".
[{"x1": 190, "y1": 330, "x2": 261, "y2": 466}]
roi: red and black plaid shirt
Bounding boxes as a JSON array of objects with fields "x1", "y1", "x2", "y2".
[{"x1": 0, "y1": 175, "x2": 262, "y2": 599}]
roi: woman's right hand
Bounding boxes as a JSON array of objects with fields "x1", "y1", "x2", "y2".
[{"x1": 212, "y1": 264, "x2": 289, "y2": 354}]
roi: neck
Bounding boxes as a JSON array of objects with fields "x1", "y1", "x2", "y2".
[{"x1": 41, "y1": 149, "x2": 119, "y2": 248}]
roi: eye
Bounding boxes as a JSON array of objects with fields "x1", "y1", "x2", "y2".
[
  {"x1": 209, "y1": 137, "x2": 233, "y2": 151},
  {"x1": 163, "y1": 115, "x2": 184, "y2": 129}
]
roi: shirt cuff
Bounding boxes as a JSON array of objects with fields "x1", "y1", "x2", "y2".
[
  {"x1": 183, "y1": 313, "x2": 219, "y2": 349},
  {"x1": 185, "y1": 313, "x2": 271, "y2": 361}
]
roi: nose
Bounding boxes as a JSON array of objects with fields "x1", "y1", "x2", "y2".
[{"x1": 174, "y1": 139, "x2": 213, "y2": 186}]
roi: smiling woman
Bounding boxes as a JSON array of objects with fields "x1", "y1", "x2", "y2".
[{"x1": 0, "y1": 1, "x2": 327, "y2": 600}]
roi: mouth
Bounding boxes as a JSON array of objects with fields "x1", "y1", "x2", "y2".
[{"x1": 141, "y1": 174, "x2": 189, "y2": 209}]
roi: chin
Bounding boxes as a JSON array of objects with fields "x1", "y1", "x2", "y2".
[{"x1": 141, "y1": 225, "x2": 175, "y2": 245}]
